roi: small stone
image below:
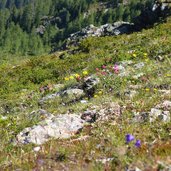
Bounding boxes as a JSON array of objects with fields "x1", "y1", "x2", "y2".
[
  {"x1": 109, "y1": 102, "x2": 121, "y2": 116},
  {"x1": 80, "y1": 100, "x2": 88, "y2": 104},
  {"x1": 82, "y1": 76, "x2": 99, "y2": 96},
  {"x1": 124, "y1": 90, "x2": 137, "y2": 98},
  {"x1": 33, "y1": 146, "x2": 41, "y2": 152},
  {"x1": 118, "y1": 65, "x2": 125, "y2": 71},
  {"x1": 150, "y1": 108, "x2": 162, "y2": 116},
  {"x1": 133, "y1": 112, "x2": 149, "y2": 123},
  {"x1": 155, "y1": 55, "x2": 164, "y2": 61},
  {"x1": 81, "y1": 110, "x2": 97, "y2": 123},
  {"x1": 118, "y1": 71, "x2": 130, "y2": 77},
  {"x1": 163, "y1": 101, "x2": 171, "y2": 110},
  {"x1": 135, "y1": 167, "x2": 142, "y2": 171},
  {"x1": 155, "y1": 100, "x2": 171, "y2": 110},
  {"x1": 129, "y1": 84, "x2": 142, "y2": 90},
  {"x1": 150, "y1": 108, "x2": 170, "y2": 122},
  {"x1": 158, "y1": 111, "x2": 170, "y2": 122},
  {"x1": 158, "y1": 90, "x2": 171, "y2": 96},
  {"x1": 132, "y1": 72, "x2": 144, "y2": 79},
  {"x1": 134, "y1": 62, "x2": 145, "y2": 69},
  {"x1": 120, "y1": 60, "x2": 133, "y2": 66},
  {"x1": 96, "y1": 158, "x2": 114, "y2": 164},
  {"x1": 62, "y1": 89, "x2": 84, "y2": 98},
  {"x1": 150, "y1": 108, "x2": 162, "y2": 122}
]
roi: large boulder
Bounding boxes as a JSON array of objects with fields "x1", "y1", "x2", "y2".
[
  {"x1": 17, "y1": 114, "x2": 84, "y2": 145},
  {"x1": 16, "y1": 102, "x2": 121, "y2": 145}
]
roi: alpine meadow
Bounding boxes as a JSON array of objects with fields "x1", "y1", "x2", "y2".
[{"x1": 0, "y1": 0, "x2": 171, "y2": 170}]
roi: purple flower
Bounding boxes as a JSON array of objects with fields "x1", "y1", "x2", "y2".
[
  {"x1": 102, "y1": 65, "x2": 107, "y2": 69},
  {"x1": 135, "y1": 140, "x2": 141, "y2": 147},
  {"x1": 113, "y1": 64, "x2": 119, "y2": 74},
  {"x1": 126, "y1": 134, "x2": 134, "y2": 143}
]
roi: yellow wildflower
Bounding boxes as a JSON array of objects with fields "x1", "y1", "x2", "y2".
[
  {"x1": 94, "y1": 95, "x2": 98, "y2": 98},
  {"x1": 74, "y1": 73, "x2": 80, "y2": 78},
  {"x1": 145, "y1": 88, "x2": 150, "y2": 91},
  {"x1": 143, "y1": 53, "x2": 148, "y2": 56},
  {"x1": 153, "y1": 88, "x2": 158, "y2": 91},
  {"x1": 83, "y1": 70, "x2": 88, "y2": 76},
  {"x1": 98, "y1": 91, "x2": 103, "y2": 95},
  {"x1": 132, "y1": 53, "x2": 137, "y2": 58},
  {"x1": 145, "y1": 58, "x2": 149, "y2": 62},
  {"x1": 69, "y1": 76, "x2": 74, "y2": 80},
  {"x1": 64, "y1": 77, "x2": 69, "y2": 81},
  {"x1": 165, "y1": 74, "x2": 171, "y2": 77}
]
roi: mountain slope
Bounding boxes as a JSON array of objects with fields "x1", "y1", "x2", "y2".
[{"x1": 0, "y1": 13, "x2": 171, "y2": 170}]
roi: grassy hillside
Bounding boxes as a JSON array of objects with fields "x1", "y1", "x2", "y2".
[{"x1": 0, "y1": 16, "x2": 171, "y2": 170}]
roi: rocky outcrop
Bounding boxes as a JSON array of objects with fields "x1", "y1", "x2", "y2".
[
  {"x1": 82, "y1": 76, "x2": 100, "y2": 98},
  {"x1": 133, "y1": 101, "x2": 171, "y2": 123},
  {"x1": 17, "y1": 114, "x2": 84, "y2": 145},
  {"x1": 16, "y1": 102, "x2": 121, "y2": 145},
  {"x1": 63, "y1": 1, "x2": 170, "y2": 49},
  {"x1": 36, "y1": 16, "x2": 60, "y2": 35},
  {"x1": 65, "y1": 22, "x2": 134, "y2": 48},
  {"x1": 39, "y1": 76, "x2": 99, "y2": 104},
  {"x1": 133, "y1": 0, "x2": 171, "y2": 31}
]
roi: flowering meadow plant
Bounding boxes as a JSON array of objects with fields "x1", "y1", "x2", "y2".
[
  {"x1": 95, "y1": 64, "x2": 120, "y2": 77},
  {"x1": 126, "y1": 134, "x2": 141, "y2": 148},
  {"x1": 126, "y1": 134, "x2": 135, "y2": 143},
  {"x1": 135, "y1": 140, "x2": 141, "y2": 148}
]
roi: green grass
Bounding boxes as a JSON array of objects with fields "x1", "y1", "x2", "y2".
[{"x1": 0, "y1": 17, "x2": 171, "y2": 170}]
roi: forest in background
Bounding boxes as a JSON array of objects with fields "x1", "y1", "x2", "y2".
[{"x1": 0, "y1": 0, "x2": 153, "y2": 56}]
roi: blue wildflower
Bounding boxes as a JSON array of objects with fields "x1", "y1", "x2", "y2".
[
  {"x1": 126, "y1": 134, "x2": 134, "y2": 143},
  {"x1": 135, "y1": 140, "x2": 141, "y2": 147}
]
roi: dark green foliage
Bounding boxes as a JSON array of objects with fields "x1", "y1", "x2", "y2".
[{"x1": 0, "y1": 0, "x2": 154, "y2": 56}]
